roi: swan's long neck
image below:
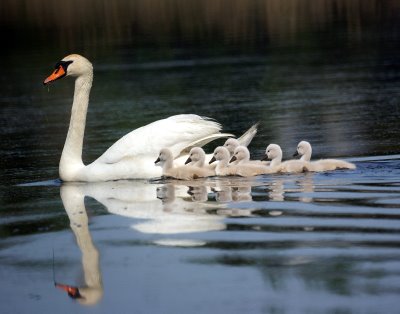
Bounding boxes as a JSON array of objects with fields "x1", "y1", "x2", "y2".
[{"x1": 59, "y1": 73, "x2": 93, "y2": 180}]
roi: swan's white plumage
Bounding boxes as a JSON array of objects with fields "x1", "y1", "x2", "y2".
[
  {"x1": 44, "y1": 54, "x2": 230, "y2": 181},
  {"x1": 97, "y1": 115, "x2": 222, "y2": 164}
]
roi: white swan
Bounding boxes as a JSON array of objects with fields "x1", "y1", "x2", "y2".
[
  {"x1": 294, "y1": 140, "x2": 356, "y2": 171},
  {"x1": 263, "y1": 144, "x2": 310, "y2": 173},
  {"x1": 230, "y1": 145, "x2": 269, "y2": 166},
  {"x1": 210, "y1": 146, "x2": 274, "y2": 177},
  {"x1": 209, "y1": 146, "x2": 238, "y2": 176},
  {"x1": 185, "y1": 147, "x2": 208, "y2": 167},
  {"x1": 184, "y1": 147, "x2": 217, "y2": 172},
  {"x1": 43, "y1": 54, "x2": 231, "y2": 181},
  {"x1": 155, "y1": 148, "x2": 214, "y2": 180},
  {"x1": 228, "y1": 145, "x2": 277, "y2": 176}
]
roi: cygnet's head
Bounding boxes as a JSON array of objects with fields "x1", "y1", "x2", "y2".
[
  {"x1": 223, "y1": 138, "x2": 240, "y2": 155},
  {"x1": 264, "y1": 144, "x2": 282, "y2": 160},
  {"x1": 230, "y1": 146, "x2": 250, "y2": 163},
  {"x1": 185, "y1": 147, "x2": 206, "y2": 165},
  {"x1": 44, "y1": 54, "x2": 93, "y2": 85},
  {"x1": 294, "y1": 140, "x2": 312, "y2": 158},
  {"x1": 155, "y1": 148, "x2": 173, "y2": 166},
  {"x1": 209, "y1": 146, "x2": 230, "y2": 164}
]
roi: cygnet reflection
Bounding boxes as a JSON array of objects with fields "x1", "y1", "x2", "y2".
[
  {"x1": 297, "y1": 173, "x2": 315, "y2": 203},
  {"x1": 148, "y1": 182, "x2": 226, "y2": 234},
  {"x1": 265, "y1": 174, "x2": 315, "y2": 202}
]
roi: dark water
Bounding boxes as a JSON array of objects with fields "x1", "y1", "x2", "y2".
[{"x1": 1, "y1": 1, "x2": 400, "y2": 313}]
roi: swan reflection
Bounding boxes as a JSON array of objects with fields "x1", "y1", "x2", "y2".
[
  {"x1": 55, "y1": 175, "x2": 315, "y2": 304},
  {"x1": 57, "y1": 184, "x2": 103, "y2": 306}
]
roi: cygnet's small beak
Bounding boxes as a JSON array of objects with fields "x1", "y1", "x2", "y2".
[
  {"x1": 154, "y1": 157, "x2": 161, "y2": 164},
  {"x1": 261, "y1": 155, "x2": 269, "y2": 161},
  {"x1": 229, "y1": 156, "x2": 237, "y2": 163},
  {"x1": 293, "y1": 151, "x2": 299, "y2": 157},
  {"x1": 209, "y1": 156, "x2": 216, "y2": 164},
  {"x1": 185, "y1": 157, "x2": 192, "y2": 165}
]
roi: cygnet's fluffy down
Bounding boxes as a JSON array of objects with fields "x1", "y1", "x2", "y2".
[
  {"x1": 155, "y1": 148, "x2": 214, "y2": 180},
  {"x1": 224, "y1": 138, "x2": 241, "y2": 157},
  {"x1": 263, "y1": 144, "x2": 310, "y2": 173},
  {"x1": 209, "y1": 147, "x2": 238, "y2": 176},
  {"x1": 230, "y1": 145, "x2": 270, "y2": 166},
  {"x1": 229, "y1": 146, "x2": 273, "y2": 176},
  {"x1": 210, "y1": 146, "x2": 274, "y2": 177},
  {"x1": 294, "y1": 140, "x2": 356, "y2": 171},
  {"x1": 184, "y1": 147, "x2": 216, "y2": 172}
]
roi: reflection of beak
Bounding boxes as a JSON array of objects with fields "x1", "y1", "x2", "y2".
[
  {"x1": 55, "y1": 283, "x2": 82, "y2": 299},
  {"x1": 261, "y1": 155, "x2": 269, "y2": 161},
  {"x1": 293, "y1": 151, "x2": 299, "y2": 157},
  {"x1": 209, "y1": 156, "x2": 216, "y2": 164},
  {"x1": 229, "y1": 156, "x2": 237, "y2": 163},
  {"x1": 154, "y1": 157, "x2": 160, "y2": 164},
  {"x1": 43, "y1": 66, "x2": 66, "y2": 85},
  {"x1": 185, "y1": 157, "x2": 192, "y2": 165}
]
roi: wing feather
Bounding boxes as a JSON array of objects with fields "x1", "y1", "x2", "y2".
[{"x1": 96, "y1": 114, "x2": 225, "y2": 164}]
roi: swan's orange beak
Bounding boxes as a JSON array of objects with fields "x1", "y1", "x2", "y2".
[{"x1": 43, "y1": 66, "x2": 66, "y2": 85}]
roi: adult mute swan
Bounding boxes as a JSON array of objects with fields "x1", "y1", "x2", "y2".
[
  {"x1": 294, "y1": 141, "x2": 356, "y2": 171},
  {"x1": 43, "y1": 54, "x2": 231, "y2": 181}
]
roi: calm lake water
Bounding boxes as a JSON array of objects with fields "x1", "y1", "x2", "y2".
[{"x1": 1, "y1": 1, "x2": 400, "y2": 313}]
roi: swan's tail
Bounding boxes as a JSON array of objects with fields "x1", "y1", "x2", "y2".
[{"x1": 237, "y1": 122, "x2": 259, "y2": 147}]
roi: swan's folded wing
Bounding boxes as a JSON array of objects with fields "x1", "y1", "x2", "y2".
[
  {"x1": 96, "y1": 114, "x2": 224, "y2": 164},
  {"x1": 176, "y1": 132, "x2": 234, "y2": 158}
]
